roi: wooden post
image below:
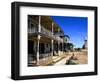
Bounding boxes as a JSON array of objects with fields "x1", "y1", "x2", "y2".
[
  {"x1": 58, "y1": 28, "x2": 59, "y2": 55},
  {"x1": 51, "y1": 22, "x2": 54, "y2": 58},
  {"x1": 62, "y1": 43, "x2": 63, "y2": 51},
  {"x1": 29, "y1": 19, "x2": 31, "y2": 33},
  {"x1": 36, "y1": 16, "x2": 41, "y2": 65},
  {"x1": 36, "y1": 35, "x2": 40, "y2": 65},
  {"x1": 38, "y1": 16, "x2": 41, "y2": 32},
  {"x1": 51, "y1": 40, "x2": 54, "y2": 57},
  {"x1": 52, "y1": 22, "x2": 54, "y2": 35}
]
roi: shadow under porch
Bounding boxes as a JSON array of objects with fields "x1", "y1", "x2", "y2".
[{"x1": 28, "y1": 34, "x2": 64, "y2": 66}]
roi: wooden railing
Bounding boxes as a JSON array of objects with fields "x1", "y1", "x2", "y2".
[
  {"x1": 41, "y1": 26, "x2": 52, "y2": 38},
  {"x1": 28, "y1": 27, "x2": 38, "y2": 33},
  {"x1": 28, "y1": 25, "x2": 63, "y2": 42}
]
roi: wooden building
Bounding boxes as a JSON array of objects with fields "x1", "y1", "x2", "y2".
[{"x1": 28, "y1": 15, "x2": 69, "y2": 66}]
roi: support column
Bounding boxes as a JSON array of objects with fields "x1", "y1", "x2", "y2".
[
  {"x1": 29, "y1": 19, "x2": 31, "y2": 33},
  {"x1": 36, "y1": 37, "x2": 39, "y2": 65},
  {"x1": 51, "y1": 40, "x2": 54, "y2": 57},
  {"x1": 58, "y1": 42, "x2": 59, "y2": 55},
  {"x1": 38, "y1": 16, "x2": 41, "y2": 32},
  {"x1": 62, "y1": 39, "x2": 64, "y2": 51},
  {"x1": 36, "y1": 16, "x2": 41, "y2": 66},
  {"x1": 61, "y1": 43, "x2": 63, "y2": 51},
  {"x1": 52, "y1": 22, "x2": 54, "y2": 35},
  {"x1": 36, "y1": 35, "x2": 40, "y2": 65},
  {"x1": 51, "y1": 22, "x2": 54, "y2": 58},
  {"x1": 57, "y1": 28, "x2": 60, "y2": 55}
]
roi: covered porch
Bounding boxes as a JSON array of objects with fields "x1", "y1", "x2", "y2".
[{"x1": 28, "y1": 34, "x2": 64, "y2": 66}]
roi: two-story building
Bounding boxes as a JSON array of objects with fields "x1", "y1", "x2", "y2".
[{"x1": 28, "y1": 15, "x2": 69, "y2": 66}]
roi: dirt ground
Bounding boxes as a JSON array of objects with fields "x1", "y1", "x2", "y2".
[
  {"x1": 71, "y1": 50, "x2": 88, "y2": 64},
  {"x1": 53, "y1": 50, "x2": 88, "y2": 65}
]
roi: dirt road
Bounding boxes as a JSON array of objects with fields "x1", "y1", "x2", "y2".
[{"x1": 53, "y1": 50, "x2": 88, "y2": 65}]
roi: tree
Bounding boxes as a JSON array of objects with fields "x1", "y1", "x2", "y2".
[{"x1": 66, "y1": 43, "x2": 74, "y2": 51}]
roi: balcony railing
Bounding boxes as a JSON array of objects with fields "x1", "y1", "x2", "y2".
[
  {"x1": 54, "y1": 35, "x2": 63, "y2": 42},
  {"x1": 28, "y1": 27, "x2": 38, "y2": 33},
  {"x1": 28, "y1": 26, "x2": 63, "y2": 42},
  {"x1": 41, "y1": 26, "x2": 53, "y2": 38}
]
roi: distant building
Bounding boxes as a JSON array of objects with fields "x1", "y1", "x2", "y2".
[{"x1": 82, "y1": 39, "x2": 87, "y2": 49}]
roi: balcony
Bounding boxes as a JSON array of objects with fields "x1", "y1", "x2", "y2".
[
  {"x1": 28, "y1": 27, "x2": 38, "y2": 34},
  {"x1": 28, "y1": 26, "x2": 63, "y2": 43},
  {"x1": 41, "y1": 26, "x2": 53, "y2": 38},
  {"x1": 54, "y1": 35, "x2": 63, "y2": 43}
]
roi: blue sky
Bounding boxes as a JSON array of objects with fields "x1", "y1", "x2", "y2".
[{"x1": 51, "y1": 16, "x2": 88, "y2": 48}]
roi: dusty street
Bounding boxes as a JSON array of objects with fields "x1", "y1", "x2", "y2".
[
  {"x1": 53, "y1": 50, "x2": 88, "y2": 65},
  {"x1": 74, "y1": 50, "x2": 88, "y2": 64}
]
